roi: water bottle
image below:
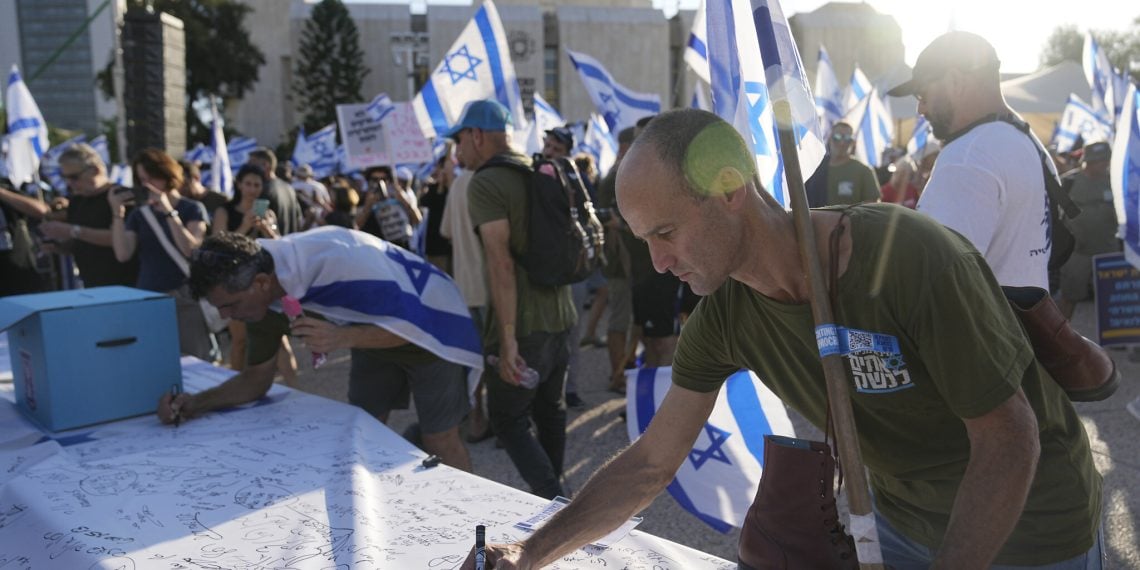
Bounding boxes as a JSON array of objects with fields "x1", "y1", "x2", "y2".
[{"x1": 486, "y1": 355, "x2": 540, "y2": 389}]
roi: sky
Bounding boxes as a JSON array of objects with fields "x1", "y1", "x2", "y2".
[{"x1": 364, "y1": 0, "x2": 1138, "y2": 74}]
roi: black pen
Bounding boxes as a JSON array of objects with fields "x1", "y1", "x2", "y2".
[
  {"x1": 170, "y1": 384, "x2": 182, "y2": 428},
  {"x1": 474, "y1": 524, "x2": 486, "y2": 570}
]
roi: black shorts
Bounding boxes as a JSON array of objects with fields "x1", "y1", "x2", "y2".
[
  {"x1": 632, "y1": 272, "x2": 682, "y2": 338},
  {"x1": 347, "y1": 350, "x2": 470, "y2": 434}
]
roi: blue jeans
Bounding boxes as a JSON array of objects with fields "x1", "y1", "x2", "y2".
[{"x1": 875, "y1": 512, "x2": 1104, "y2": 569}]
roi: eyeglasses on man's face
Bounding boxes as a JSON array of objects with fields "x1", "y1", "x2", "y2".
[{"x1": 831, "y1": 134, "x2": 854, "y2": 143}]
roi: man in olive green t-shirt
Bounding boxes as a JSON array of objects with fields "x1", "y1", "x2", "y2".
[
  {"x1": 452, "y1": 99, "x2": 576, "y2": 500},
  {"x1": 826, "y1": 121, "x2": 881, "y2": 206},
  {"x1": 462, "y1": 109, "x2": 1102, "y2": 569}
]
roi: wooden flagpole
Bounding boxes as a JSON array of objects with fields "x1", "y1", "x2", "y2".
[{"x1": 772, "y1": 99, "x2": 884, "y2": 569}]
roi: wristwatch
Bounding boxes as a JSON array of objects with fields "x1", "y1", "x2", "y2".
[
  {"x1": 164, "y1": 209, "x2": 180, "y2": 219},
  {"x1": 70, "y1": 224, "x2": 81, "y2": 239}
]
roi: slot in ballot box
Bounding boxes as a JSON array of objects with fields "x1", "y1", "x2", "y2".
[{"x1": 0, "y1": 286, "x2": 181, "y2": 431}]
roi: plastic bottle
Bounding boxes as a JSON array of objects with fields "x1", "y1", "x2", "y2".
[{"x1": 486, "y1": 355, "x2": 540, "y2": 389}]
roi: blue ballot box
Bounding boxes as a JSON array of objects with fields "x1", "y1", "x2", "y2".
[{"x1": 0, "y1": 286, "x2": 181, "y2": 431}]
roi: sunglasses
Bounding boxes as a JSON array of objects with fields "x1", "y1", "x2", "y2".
[
  {"x1": 61, "y1": 168, "x2": 89, "y2": 182},
  {"x1": 831, "y1": 134, "x2": 854, "y2": 142}
]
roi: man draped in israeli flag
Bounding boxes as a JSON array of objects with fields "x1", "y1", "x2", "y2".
[
  {"x1": 173, "y1": 227, "x2": 483, "y2": 471},
  {"x1": 1053, "y1": 94, "x2": 1116, "y2": 154},
  {"x1": 565, "y1": 48, "x2": 662, "y2": 135},
  {"x1": 627, "y1": 368, "x2": 794, "y2": 531},
  {"x1": 292, "y1": 123, "x2": 338, "y2": 179},
  {"x1": 5, "y1": 65, "x2": 49, "y2": 185},
  {"x1": 815, "y1": 46, "x2": 844, "y2": 132},
  {"x1": 705, "y1": 0, "x2": 826, "y2": 206},
  {"x1": 412, "y1": 0, "x2": 526, "y2": 139},
  {"x1": 843, "y1": 85, "x2": 894, "y2": 168}
]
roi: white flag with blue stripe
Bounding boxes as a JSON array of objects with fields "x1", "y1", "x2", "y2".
[
  {"x1": 705, "y1": 0, "x2": 826, "y2": 207},
  {"x1": 815, "y1": 46, "x2": 844, "y2": 132},
  {"x1": 907, "y1": 115, "x2": 933, "y2": 160},
  {"x1": 89, "y1": 135, "x2": 110, "y2": 167},
  {"x1": 691, "y1": 81, "x2": 712, "y2": 112},
  {"x1": 1084, "y1": 33, "x2": 1119, "y2": 123},
  {"x1": 844, "y1": 86, "x2": 894, "y2": 168},
  {"x1": 367, "y1": 92, "x2": 397, "y2": 123},
  {"x1": 184, "y1": 142, "x2": 214, "y2": 166},
  {"x1": 576, "y1": 114, "x2": 619, "y2": 176},
  {"x1": 525, "y1": 92, "x2": 565, "y2": 157},
  {"x1": 685, "y1": 0, "x2": 711, "y2": 85},
  {"x1": 293, "y1": 123, "x2": 339, "y2": 179},
  {"x1": 627, "y1": 367, "x2": 794, "y2": 531},
  {"x1": 5, "y1": 65, "x2": 49, "y2": 185},
  {"x1": 42, "y1": 134, "x2": 87, "y2": 192},
  {"x1": 227, "y1": 136, "x2": 259, "y2": 170},
  {"x1": 412, "y1": 0, "x2": 526, "y2": 139},
  {"x1": 844, "y1": 65, "x2": 873, "y2": 116},
  {"x1": 261, "y1": 226, "x2": 484, "y2": 394},
  {"x1": 1111, "y1": 83, "x2": 1140, "y2": 269},
  {"x1": 1052, "y1": 94, "x2": 1115, "y2": 153},
  {"x1": 566, "y1": 48, "x2": 662, "y2": 135},
  {"x1": 209, "y1": 97, "x2": 233, "y2": 197}
]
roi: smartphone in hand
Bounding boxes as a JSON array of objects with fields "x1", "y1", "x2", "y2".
[
  {"x1": 114, "y1": 186, "x2": 149, "y2": 205},
  {"x1": 252, "y1": 198, "x2": 270, "y2": 217}
]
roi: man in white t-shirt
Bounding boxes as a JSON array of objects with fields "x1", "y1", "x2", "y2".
[
  {"x1": 890, "y1": 31, "x2": 1119, "y2": 404},
  {"x1": 889, "y1": 31, "x2": 1054, "y2": 290}
]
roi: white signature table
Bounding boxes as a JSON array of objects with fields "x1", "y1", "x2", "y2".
[{"x1": 0, "y1": 355, "x2": 732, "y2": 569}]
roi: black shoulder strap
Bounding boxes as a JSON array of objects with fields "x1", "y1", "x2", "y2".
[{"x1": 476, "y1": 153, "x2": 532, "y2": 176}]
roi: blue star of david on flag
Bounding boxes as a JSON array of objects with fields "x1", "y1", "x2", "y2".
[
  {"x1": 745, "y1": 81, "x2": 772, "y2": 157},
  {"x1": 440, "y1": 45, "x2": 482, "y2": 85},
  {"x1": 386, "y1": 247, "x2": 449, "y2": 295},
  {"x1": 688, "y1": 423, "x2": 733, "y2": 470}
]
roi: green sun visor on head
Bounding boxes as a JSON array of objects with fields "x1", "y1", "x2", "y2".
[{"x1": 683, "y1": 121, "x2": 757, "y2": 197}]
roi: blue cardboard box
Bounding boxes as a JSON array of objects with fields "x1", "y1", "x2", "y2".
[{"x1": 0, "y1": 286, "x2": 181, "y2": 432}]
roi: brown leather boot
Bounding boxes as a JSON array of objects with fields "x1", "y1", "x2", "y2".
[
  {"x1": 738, "y1": 435, "x2": 858, "y2": 570},
  {"x1": 1004, "y1": 286, "x2": 1120, "y2": 402}
]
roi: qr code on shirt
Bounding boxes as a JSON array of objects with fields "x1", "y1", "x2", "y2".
[{"x1": 848, "y1": 330, "x2": 874, "y2": 351}]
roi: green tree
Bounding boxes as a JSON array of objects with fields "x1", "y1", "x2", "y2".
[
  {"x1": 293, "y1": 0, "x2": 369, "y2": 134},
  {"x1": 1040, "y1": 18, "x2": 1140, "y2": 83},
  {"x1": 98, "y1": 0, "x2": 266, "y2": 146}
]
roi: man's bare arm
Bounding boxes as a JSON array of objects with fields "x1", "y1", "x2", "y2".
[
  {"x1": 463, "y1": 384, "x2": 720, "y2": 569},
  {"x1": 932, "y1": 388, "x2": 1040, "y2": 568},
  {"x1": 157, "y1": 355, "x2": 278, "y2": 424}
]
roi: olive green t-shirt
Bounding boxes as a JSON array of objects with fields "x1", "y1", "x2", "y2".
[
  {"x1": 246, "y1": 309, "x2": 436, "y2": 367},
  {"x1": 673, "y1": 205, "x2": 1101, "y2": 566},
  {"x1": 826, "y1": 159, "x2": 881, "y2": 205},
  {"x1": 467, "y1": 153, "x2": 576, "y2": 344}
]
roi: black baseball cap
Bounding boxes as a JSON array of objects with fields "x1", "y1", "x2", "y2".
[
  {"x1": 545, "y1": 126, "x2": 574, "y2": 148},
  {"x1": 1083, "y1": 141, "x2": 1111, "y2": 162},
  {"x1": 888, "y1": 31, "x2": 1000, "y2": 97}
]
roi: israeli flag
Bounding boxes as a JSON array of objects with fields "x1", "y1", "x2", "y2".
[
  {"x1": 209, "y1": 97, "x2": 233, "y2": 197},
  {"x1": 1111, "y1": 83, "x2": 1140, "y2": 269},
  {"x1": 184, "y1": 142, "x2": 215, "y2": 166},
  {"x1": 1052, "y1": 94, "x2": 1115, "y2": 153},
  {"x1": 565, "y1": 48, "x2": 661, "y2": 134},
  {"x1": 109, "y1": 163, "x2": 133, "y2": 187},
  {"x1": 293, "y1": 123, "x2": 338, "y2": 179},
  {"x1": 844, "y1": 65, "x2": 873, "y2": 115},
  {"x1": 227, "y1": 136, "x2": 259, "y2": 171},
  {"x1": 525, "y1": 92, "x2": 565, "y2": 157},
  {"x1": 42, "y1": 134, "x2": 87, "y2": 192},
  {"x1": 907, "y1": 115, "x2": 933, "y2": 160},
  {"x1": 412, "y1": 0, "x2": 526, "y2": 139},
  {"x1": 89, "y1": 135, "x2": 110, "y2": 167},
  {"x1": 5, "y1": 65, "x2": 50, "y2": 184},
  {"x1": 844, "y1": 86, "x2": 894, "y2": 168},
  {"x1": 627, "y1": 367, "x2": 794, "y2": 531},
  {"x1": 1083, "y1": 33, "x2": 1119, "y2": 123},
  {"x1": 705, "y1": 0, "x2": 826, "y2": 206},
  {"x1": 576, "y1": 114, "x2": 619, "y2": 176},
  {"x1": 262, "y1": 227, "x2": 484, "y2": 394},
  {"x1": 691, "y1": 80, "x2": 713, "y2": 111},
  {"x1": 815, "y1": 46, "x2": 844, "y2": 132},
  {"x1": 684, "y1": 0, "x2": 711, "y2": 84},
  {"x1": 366, "y1": 93, "x2": 397, "y2": 123}
]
